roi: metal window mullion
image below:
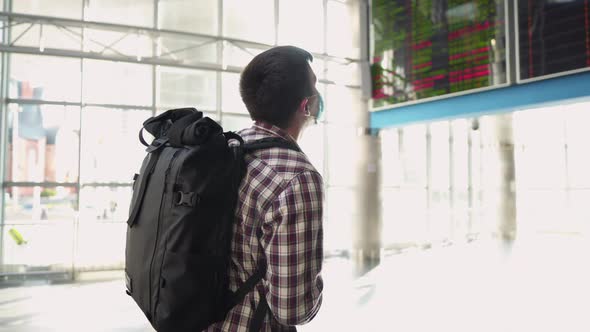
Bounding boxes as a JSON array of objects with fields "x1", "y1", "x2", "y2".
[
  {"x1": 72, "y1": 0, "x2": 89, "y2": 280},
  {"x1": 323, "y1": 0, "x2": 328, "y2": 55},
  {"x1": 6, "y1": 98, "x2": 82, "y2": 106},
  {"x1": 425, "y1": 124, "x2": 432, "y2": 240},
  {"x1": 0, "y1": 0, "x2": 13, "y2": 267},
  {"x1": 274, "y1": 0, "x2": 279, "y2": 46},
  {"x1": 152, "y1": 0, "x2": 158, "y2": 117},
  {"x1": 467, "y1": 122, "x2": 474, "y2": 236},
  {"x1": 3, "y1": 181, "x2": 79, "y2": 187},
  {"x1": 217, "y1": 0, "x2": 223, "y2": 121},
  {"x1": 448, "y1": 121, "x2": 457, "y2": 240}
]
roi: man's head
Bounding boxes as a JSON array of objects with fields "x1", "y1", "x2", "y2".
[{"x1": 240, "y1": 46, "x2": 321, "y2": 135}]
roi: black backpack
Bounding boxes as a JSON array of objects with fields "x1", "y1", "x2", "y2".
[{"x1": 125, "y1": 108, "x2": 300, "y2": 332}]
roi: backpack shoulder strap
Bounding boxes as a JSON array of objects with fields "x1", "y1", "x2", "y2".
[{"x1": 243, "y1": 137, "x2": 301, "y2": 153}]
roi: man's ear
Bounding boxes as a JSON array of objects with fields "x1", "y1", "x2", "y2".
[{"x1": 299, "y1": 98, "x2": 309, "y2": 113}]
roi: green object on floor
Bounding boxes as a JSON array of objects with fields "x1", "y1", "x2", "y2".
[{"x1": 8, "y1": 228, "x2": 27, "y2": 245}]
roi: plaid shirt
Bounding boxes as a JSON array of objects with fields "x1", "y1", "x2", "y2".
[{"x1": 204, "y1": 121, "x2": 324, "y2": 332}]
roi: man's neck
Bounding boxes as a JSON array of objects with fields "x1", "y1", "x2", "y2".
[{"x1": 285, "y1": 126, "x2": 301, "y2": 142}]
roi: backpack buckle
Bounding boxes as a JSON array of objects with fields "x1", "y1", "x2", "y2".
[{"x1": 175, "y1": 191, "x2": 199, "y2": 207}]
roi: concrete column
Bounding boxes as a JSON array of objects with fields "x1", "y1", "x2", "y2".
[
  {"x1": 482, "y1": 114, "x2": 517, "y2": 242},
  {"x1": 351, "y1": 0, "x2": 382, "y2": 276},
  {"x1": 495, "y1": 114, "x2": 517, "y2": 241},
  {"x1": 352, "y1": 129, "x2": 382, "y2": 275}
]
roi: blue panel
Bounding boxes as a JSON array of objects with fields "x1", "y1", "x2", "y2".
[{"x1": 370, "y1": 71, "x2": 590, "y2": 129}]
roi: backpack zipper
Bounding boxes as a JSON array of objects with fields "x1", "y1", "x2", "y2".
[{"x1": 149, "y1": 149, "x2": 182, "y2": 319}]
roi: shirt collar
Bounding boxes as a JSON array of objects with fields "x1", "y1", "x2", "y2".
[{"x1": 252, "y1": 121, "x2": 297, "y2": 142}]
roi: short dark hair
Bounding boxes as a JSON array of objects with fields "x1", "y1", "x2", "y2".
[{"x1": 240, "y1": 46, "x2": 314, "y2": 128}]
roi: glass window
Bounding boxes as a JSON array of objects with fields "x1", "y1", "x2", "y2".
[
  {"x1": 157, "y1": 66, "x2": 217, "y2": 110},
  {"x1": 451, "y1": 119, "x2": 469, "y2": 190},
  {"x1": 325, "y1": 85, "x2": 363, "y2": 125},
  {"x1": 13, "y1": 0, "x2": 83, "y2": 20},
  {"x1": 224, "y1": 43, "x2": 265, "y2": 68},
  {"x1": 381, "y1": 188, "x2": 428, "y2": 245},
  {"x1": 326, "y1": 60, "x2": 361, "y2": 86},
  {"x1": 429, "y1": 121, "x2": 450, "y2": 190},
  {"x1": 221, "y1": 72, "x2": 247, "y2": 114},
  {"x1": 157, "y1": 35, "x2": 218, "y2": 66},
  {"x1": 327, "y1": 0, "x2": 361, "y2": 58},
  {"x1": 379, "y1": 128, "x2": 402, "y2": 187},
  {"x1": 224, "y1": 0, "x2": 275, "y2": 44},
  {"x1": 401, "y1": 124, "x2": 427, "y2": 187},
  {"x1": 158, "y1": 0, "x2": 218, "y2": 35},
  {"x1": 298, "y1": 123, "x2": 325, "y2": 176},
  {"x1": 84, "y1": 0, "x2": 154, "y2": 27},
  {"x1": 4, "y1": 186, "x2": 78, "y2": 223},
  {"x1": 75, "y1": 218, "x2": 126, "y2": 268},
  {"x1": 565, "y1": 102, "x2": 590, "y2": 187},
  {"x1": 325, "y1": 187, "x2": 354, "y2": 252},
  {"x1": 6, "y1": 104, "x2": 80, "y2": 183},
  {"x1": 79, "y1": 186, "x2": 132, "y2": 223},
  {"x1": 326, "y1": 124, "x2": 357, "y2": 187},
  {"x1": 80, "y1": 107, "x2": 150, "y2": 183},
  {"x1": 83, "y1": 29, "x2": 153, "y2": 59},
  {"x1": 279, "y1": 0, "x2": 324, "y2": 53},
  {"x1": 11, "y1": 24, "x2": 81, "y2": 51},
  {"x1": 3, "y1": 185, "x2": 77, "y2": 269},
  {"x1": 221, "y1": 114, "x2": 253, "y2": 132},
  {"x1": 83, "y1": 59, "x2": 152, "y2": 106},
  {"x1": 9, "y1": 54, "x2": 81, "y2": 102}
]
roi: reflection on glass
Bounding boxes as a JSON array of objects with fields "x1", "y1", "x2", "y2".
[
  {"x1": 10, "y1": 54, "x2": 81, "y2": 102},
  {"x1": 84, "y1": 0, "x2": 154, "y2": 27},
  {"x1": 80, "y1": 108, "x2": 150, "y2": 183},
  {"x1": 224, "y1": 0, "x2": 274, "y2": 44},
  {"x1": 158, "y1": 0, "x2": 219, "y2": 35},
  {"x1": 157, "y1": 66, "x2": 217, "y2": 110},
  {"x1": 83, "y1": 59, "x2": 152, "y2": 106},
  {"x1": 279, "y1": 0, "x2": 324, "y2": 52},
  {"x1": 6, "y1": 104, "x2": 80, "y2": 183}
]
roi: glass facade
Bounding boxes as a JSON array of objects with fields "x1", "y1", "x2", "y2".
[
  {"x1": 379, "y1": 100, "x2": 590, "y2": 249},
  {"x1": 0, "y1": 0, "x2": 365, "y2": 278}
]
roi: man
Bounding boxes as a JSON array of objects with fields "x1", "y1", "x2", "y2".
[{"x1": 205, "y1": 46, "x2": 324, "y2": 331}]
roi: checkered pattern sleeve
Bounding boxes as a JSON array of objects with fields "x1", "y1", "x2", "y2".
[{"x1": 260, "y1": 170, "x2": 324, "y2": 326}]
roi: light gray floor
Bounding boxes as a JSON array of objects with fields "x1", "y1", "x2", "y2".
[{"x1": 1, "y1": 234, "x2": 589, "y2": 332}]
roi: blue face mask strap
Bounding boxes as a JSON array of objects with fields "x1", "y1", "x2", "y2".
[{"x1": 317, "y1": 94, "x2": 325, "y2": 121}]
